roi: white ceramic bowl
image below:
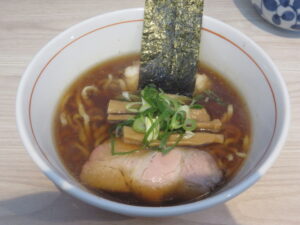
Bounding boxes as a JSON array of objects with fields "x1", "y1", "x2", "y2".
[{"x1": 16, "y1": 8, "x2": 290, "y2": 217}]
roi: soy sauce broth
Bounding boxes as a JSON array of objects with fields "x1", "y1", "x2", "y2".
[{"x1": 53, "y1": 53, "x2": 251, "y2": 206}]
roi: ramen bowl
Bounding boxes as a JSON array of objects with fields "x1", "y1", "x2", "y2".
[{"x1": 16, "y1": 8, "x2": 290, "y2": 217}]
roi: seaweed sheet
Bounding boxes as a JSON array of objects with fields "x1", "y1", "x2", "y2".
[{"x1": 139, "y1": 0, "x2": 204, "y2": 96}]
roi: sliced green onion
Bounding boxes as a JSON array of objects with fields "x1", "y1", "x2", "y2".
[
  {"x1": 133, "y1": 117, "x2": 146, "y2": 133},
  {"x1": 129, "y1": 93, "x2": 141, "y2": 102},
  {"x1": 178, "y1": 105, "x2": 190, "y2": 113},
  {"x1": 159, "y1": 93, "x2": 171, "y2": 106},
  {"x1": 183, "y1": 119, "x2": 197, "y2": 131},
  {"x1": 110, "y1": 85, "x2": 228, "y2": 155},
  {"x1": 161, "y1": 133, "x2": 184, "y2": 155},
  {"x1": 125, "y1": 102, "x2": 142, "y2": 113},
  {"x1": 159, "y1": 131, "x2": 171, "y2": 149},
  {"x1": 142, "y1": 110, "x2": 169, "y2": 145},
  {"x1": 114, "y1": 119, "x2": 134, "y2": 137},
  {"x1": 115, "y1": 125, "x2": 123, "y2": 137},
  {"x1": 139, "y1": 98, "x2": 151, "y2": 112},
  {"x1": 190, "y1": 104, "x2": 203, "y2": 109},
  {"x1": 144, "y1": 117, "x2": 160, "y2": 142},
  {"x1": 191, "y1": 93, "x2": 206, "y2": 105},
  {"x1": 192, "y1": 90, "x2": 227, "y2": 106},
  {"x1": 170, "y1": 111, "x2": 185, "y2": 130},
  {"x1": 110, "y1": 134, "x2": 140, "y2": 155}
]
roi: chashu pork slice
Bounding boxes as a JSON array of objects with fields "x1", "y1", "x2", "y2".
[
  {"x1": 179, "y1": 148, "x2": 223, "y2": 198},
  {"x1": 80, "y1": 139, "x2": 223, "y2": 203}
]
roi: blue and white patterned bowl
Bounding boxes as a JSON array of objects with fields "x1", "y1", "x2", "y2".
[{"x1": 251, "y1": 0, "x2": 300, "y2": 31}]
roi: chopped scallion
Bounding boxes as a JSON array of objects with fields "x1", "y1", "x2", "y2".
[
  {"x1": 125, "y1": 102, "x2": 142, "y2": 112},
  {"x1": 110, "y1": 85, "x2": 224, "y2": 155},
  {"x1": 132, "y1": 117, "x2": 146, "y2": 133},
  {"x1": 183, "y1": 119, "x2": 197, "y2": 131}
]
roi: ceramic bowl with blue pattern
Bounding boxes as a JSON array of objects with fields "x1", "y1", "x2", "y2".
[{"x1": 251, "y1": 0, "x2": 300, "y2": 31}]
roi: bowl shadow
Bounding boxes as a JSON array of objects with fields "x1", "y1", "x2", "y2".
[
  {"x1": 0, "y1": 191, "x2": 240, "y2": 225},
  {"x1": 233, "y1": 0, "x2": 300, "y2": 38}
]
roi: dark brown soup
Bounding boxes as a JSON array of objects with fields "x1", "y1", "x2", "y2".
[{"x1": 53, "y1": 53, "x2": 251, "y2": 206}]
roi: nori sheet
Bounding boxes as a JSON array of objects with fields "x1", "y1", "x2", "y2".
[{"x1": 139, "y1": 0, "x2": 204, "y2": 96}]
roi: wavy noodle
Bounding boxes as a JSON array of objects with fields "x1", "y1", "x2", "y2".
[
  {"x1": 73, "y1": 143, "x2": 89, "y2": 157},
  {"x1": 243, "y1": 135, "x2": 250, "y2": 150},
  {"x1": 220, "y1": 146, "x2": 244, "y2": 177},
  {"x1": 94, "y1": 133, "x2": 109, "y2": 147},
  {"x1": 226, "y1": 153, "x2": 234, "y2": 161},
  {"x1": 96, "y1": 78, "x2": 107, "y2": 87},
  {"x1": 236, "y1": 152, "x2": 247, "y2": 158},
  {"x1": 60, "y1": 93, "x2": 71, "y2": 108},
  {"x1": 67, "y1": 113, "x2": 88, "y2": 148},
  {"x1": 101, "y1": 74, "x2": 129, "y2": 93},
  {"x1": 76, "y1": 92, "x2": 90, "y2": 131},
  {"x1": 86, "y1": 107, "x2": 105, "y2": 121},
  {"x1": 224, "y1": 138, "x2": 236, "y2": 146},
  {"x1": 78, "y1": 125, "x2": 87, "y2": 145},
  {"x1": 93, "y1": 124, "x2": 110, "y2": 147},
  {"x1": 227, "y1": 147, "x2": 238, "y2": 153},
  {"x1": 73, "y1": 113, "x2": 82, "y2": 121},
  {"x1": 91, "y1": 115, "x2": 105, "y2": 121},
  {"x1": 63, "y1": 88, "x2": 111, "y2": 152},
  {"x1": 207, "y1": 143, "x2": 243, "y2": 177},
  {"x1": 60, "y1": 112, "x2": 68, "y2": 126},
  {"x1": 221, "y1": 104, "x2": 234, "y2": 123},
  {"x1": 216, "y1": 158, "x2": 223, "y2": 168},
  {"x1": 65, "y1": 113, "x2": 78, "y2": 129},
  {"x1": 81, "y1": 85, "x2": 98, "y2": 100},
  {"x1": 103, "y1": 74, "x2": 113, "y2": 90},
  {"x1": 223, "y1": 124, "x2": 242, "y2": 141},
  {"x1": 93, "y1": 123, "x2": 109, "y2": 138},
  {"x1": 75, "y1": 91, "x2": 95, "y2": 150},
  {"x1": 77, "y1": 97, "x2": 90, "y2": 126},
  {"x1": 222, "y1": 123, "x2": 241, "y2": 162}
]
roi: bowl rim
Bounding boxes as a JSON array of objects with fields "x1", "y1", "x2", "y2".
[{"x1": 16, "y1": 8, "x2": 290, "y2": 217}]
